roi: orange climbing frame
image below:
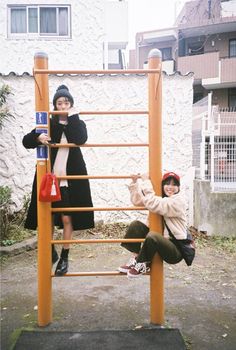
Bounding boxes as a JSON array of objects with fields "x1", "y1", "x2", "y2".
[{"x1": 33, "y1": 50, "x2": 163, "y2": 327}]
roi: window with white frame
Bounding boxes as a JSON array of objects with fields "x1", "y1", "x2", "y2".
[{"x1": 8, "y1": 5, "x2": 71, "y2": 38}]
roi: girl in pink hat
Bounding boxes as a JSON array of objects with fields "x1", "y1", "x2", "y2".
[{"x1": 118, "y1": 172, "x2": 187, "y2": 278}]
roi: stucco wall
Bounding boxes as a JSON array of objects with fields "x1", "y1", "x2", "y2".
[
  {"x1": 0, "y1": 0, "x2": 105, "y2": 74},
  {"x1": 0, "y1": 72, "x2": 193, "y2": 223},
  {"x1": 194, "y1": 180, "x2": 236, "y2": 236}
]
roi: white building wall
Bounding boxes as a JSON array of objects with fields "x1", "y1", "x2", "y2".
[
  {"x1": 0, "y1": 72, "x2": 193, "y2": 224},
  {"x1": 0, "y1": 0, "x2": 105, "y2": 74}
]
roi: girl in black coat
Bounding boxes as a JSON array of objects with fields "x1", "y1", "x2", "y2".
[{"x1": 23, "y1": 85, "x2": 94, "y2": 275}]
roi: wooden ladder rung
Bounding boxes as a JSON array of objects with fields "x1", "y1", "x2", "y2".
[{"x1": 52, "y1": 271, "x2": 150, "y2": 277}]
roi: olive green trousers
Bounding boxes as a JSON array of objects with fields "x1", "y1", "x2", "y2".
[{"x1": 121, "y1": 220, "x2": 182, "y2": 264}]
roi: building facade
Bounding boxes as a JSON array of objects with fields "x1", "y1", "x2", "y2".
[
  {"x1": 129, "y1": 0, "x2": 236, "y2": 235},
  {"x1": 130, "y1": 0, "x2": 236, "y2": 107},
  {"x1": 0, "y1": 0, "x2": 128, "y2": 74}
]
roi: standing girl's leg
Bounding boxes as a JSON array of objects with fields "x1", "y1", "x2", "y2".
[
  {"x1": 52, "y1": 221, "x2": 59, "y2": 264},
  {"x1": 62, "y1": 215, "x2": 73, "y2": 249},
  {"x1": 55, "y1": 215, "x2": 73, "y2": 276}
]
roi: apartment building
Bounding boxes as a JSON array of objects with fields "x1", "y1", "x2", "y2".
[
  {"x1": 129, "y1": 1, "x2": 236, "y2": 232},
  {"x1": 130, "y1": 0, "x2": 236, "y2": 107}
]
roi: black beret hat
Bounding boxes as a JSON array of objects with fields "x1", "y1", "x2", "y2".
[{"x1": 53, "y1": 85, "x2": 74, "y2": 108}]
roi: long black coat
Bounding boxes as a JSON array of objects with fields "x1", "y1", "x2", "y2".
[{"x1": 22, "y1": 114, "x2": 94, "y2": 231}]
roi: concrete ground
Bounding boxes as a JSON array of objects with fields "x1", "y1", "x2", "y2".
[{"x1": 1, "y1": 229, "x2": 236, "y2": 350}]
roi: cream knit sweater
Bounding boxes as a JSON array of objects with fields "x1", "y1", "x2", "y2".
[{"x1": 128, "y1": 179, "x2": 187, "y2": 240}]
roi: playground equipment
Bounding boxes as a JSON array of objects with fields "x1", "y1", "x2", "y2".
[{"x1": 33, "y1": 49, "x2": 163, "y2": 327}]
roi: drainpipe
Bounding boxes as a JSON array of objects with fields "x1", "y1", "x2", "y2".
[{"x1": 208, "y1": 0, "x2": 212, "y2": 19}]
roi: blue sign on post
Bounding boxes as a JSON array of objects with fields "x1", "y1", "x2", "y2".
[
  {"x1": 37, "y1": 146, "x2": 48, "y2": 160},
  {"x1": 36, "y1": 112, "x2": 48, "y2": 125},
  {"x1": 36, "y1": 128, "x2": 48, "y2": 134}
]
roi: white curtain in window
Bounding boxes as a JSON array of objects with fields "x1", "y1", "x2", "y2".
[
  {"x1": 28, "y1": 8, "x2": 38, "y2": 33},
  {"x1": 59, "y1": 8, "x2": 68, "y2": 36},
  {"x1": 40, "y1": 7, "x2": 56, "y2": 34},
  {"x1": 11, "y1": 8, "x2": 26, "y2": 33}
]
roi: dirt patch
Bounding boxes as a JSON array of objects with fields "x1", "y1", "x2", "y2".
[{"x1": 1, "y1": 224, "x2": 236, "y2": 350}]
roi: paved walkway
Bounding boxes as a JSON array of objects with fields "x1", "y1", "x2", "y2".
[{"x1": 1, "y1": 238, "x2": 236, "y2": 350}]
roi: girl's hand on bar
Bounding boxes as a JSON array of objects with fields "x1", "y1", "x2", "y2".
[
  {"x1": 130, "y1": 174, "x2": 140, "y2": 183},
  {"x1": 37, "y1": 133, "x2": 51, "y2": 145},
  {"x1": 141, "y1": 173, "x2": 149, "y2": 181}
]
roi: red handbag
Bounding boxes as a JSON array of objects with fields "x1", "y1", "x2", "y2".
[{"x1": 39, "y1": 173, "x2": 61, "y2": 202}]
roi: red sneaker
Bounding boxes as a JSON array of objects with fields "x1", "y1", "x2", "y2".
[
  {"x1": 118, "y1": 257, "x2": 136, "y2": 274},
  {"x1": 127, "y1": 262, "x2": 150, "y2": 279}
]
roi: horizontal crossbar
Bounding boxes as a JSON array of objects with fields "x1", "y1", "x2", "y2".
[
  {"x1": 50, "y1": 110, "x2": 149, "y2": 115},
  {"x1": 56, "y1": 175, "x2": 138, "y2": 180},
  {"x1": 50, "y1": 143, "x2": 149, "y2": 148},
  {"x1": 51, "y1": 238, "x2": 145, "y2": 244},
  {"x1": 34, "y1": 68, "x2": 160, "y2": 75},
  {"x1": 52, "y1": 271, "x2": 150, "y2": 277},
  {"x1": 51, "y1": 206, "x2": 146, "y2": 212}
]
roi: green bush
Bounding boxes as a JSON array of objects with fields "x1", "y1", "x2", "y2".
[
  {"x1": 0, "y1": 186, "x2": 12, "y2": 241},
  {"x1": 0, "y1": 186, "x2": 34, "y2": 245},
  {"x1": 0, "y1": 84, "x2": 14, "y2": 129}
]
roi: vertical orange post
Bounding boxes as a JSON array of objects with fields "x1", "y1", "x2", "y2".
[
  {"x1": 34, "y1": 52, "x2": 52, "y2": 326},
  {"x1": 148, "y1": 49, "x2": 164, "y2": 325}
]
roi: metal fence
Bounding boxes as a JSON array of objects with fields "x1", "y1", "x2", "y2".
[{"x1": 192, "y1": 94, "x2": 236, "y2": 192}]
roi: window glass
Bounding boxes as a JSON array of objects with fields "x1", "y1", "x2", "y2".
[
  {"x1": 160, "y1": 47, "x2": 172, "y2": 61},
  {"x1": 193, "y1": 92, "x2": 204, "y2": 104},
  {"x1": 229, "y1": 88, "x2": 236, "y2": 108},
  {"x1": 40, "y1": 7, "x2": 57, "y2": 34},
  {"x1": 229, "y1": 39, "x2": 236, "y2": 57},
  {"x1": 28, "y1": 8, "x2": 38, "y2": 33},
  {"x1": 59, "y1": 8, "x2": 68, "y2": 35},
  {"x1": 11, "y1": 8, "x2": 26, "y2": 33}
]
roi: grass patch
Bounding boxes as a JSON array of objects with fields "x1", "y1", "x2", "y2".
[
  {"x1": 1, "y1": 227, "x2": 36, "y2": 246},
  {"x1": 182, "y1": 334, "x2": 193, "y2": 350},
  {"x1": 9, "y1": 326, "x2": 37, "y2": 350},
  {"x1": 8, "y1": 328, "x2": 22, "y2": 350},
  {"x1": 189, "y1": 227, "x2": 236, "y2": 254},
  {"x1": 210, "y1": 235, "x2": 236, "y2": 254}
]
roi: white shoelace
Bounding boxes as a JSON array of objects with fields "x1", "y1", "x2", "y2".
[
  {"x1": 127, "y1": 257, "x2": 136, "y2": 267},
  {"x1": 134, "y1": 262, "x2": 150, "y2": 273}
]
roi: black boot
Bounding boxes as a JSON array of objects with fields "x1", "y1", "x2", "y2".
[
  {"x1": 55, "y1": 248, "x2": 69, "y2": 276},
  {"x1": 52, "y1": 244, "x2": 59, "y2": 265}
]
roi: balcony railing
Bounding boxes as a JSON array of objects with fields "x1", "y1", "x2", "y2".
[
  {"x1": 221, "y1": 57, "x2": 236, "y2": 83},
  {"x1": 177, "y1": 51, "x2": 219, "y2": 79},
  {"x1": 177, "y1": 52, "x2": 236, "y2": 85}
]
